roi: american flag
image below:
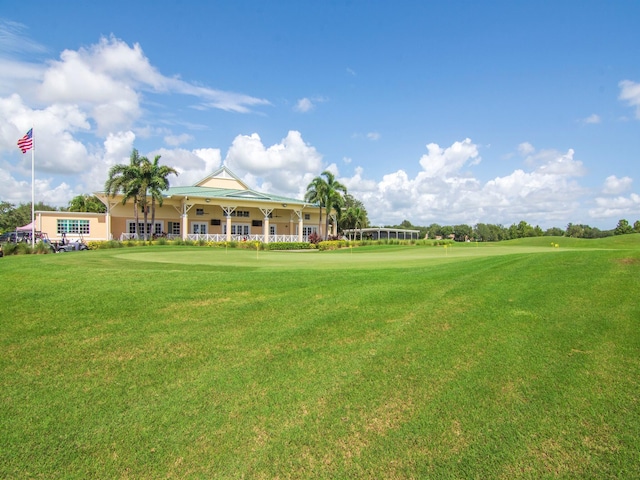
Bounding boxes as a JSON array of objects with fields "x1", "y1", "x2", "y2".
[{"x1": 17, "y1": 129, "x2": 33, "y2": 153}]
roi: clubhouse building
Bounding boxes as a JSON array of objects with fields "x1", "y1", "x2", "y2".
[{"x1": 33, "y1": 166, "x2": 328, "y2": 243}]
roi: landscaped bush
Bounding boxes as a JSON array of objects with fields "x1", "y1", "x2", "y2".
[
  {"x1": 87, "y1": 240, "x2": 124, "y2": 249},
  {"x1": 34, "y1": 241, "x2": 54, "y2": 254},
  {"x1": 318, "y1": 240, "x2": 349, "y2": 251},
  {"x1": 1, "y1": 242, "x2": 19, "y2": 255},
  {"x1": 308, "y1": 232, "x2": 321, "y2": 244},
  {"x1": 266, "y1": 242, "x2": 313, "y2": 251}
]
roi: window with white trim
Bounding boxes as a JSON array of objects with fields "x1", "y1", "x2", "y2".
[
  {"x1": 57, "y1": 219, "x2": 90, "y2": 235},
  {"x1": 128, "y1": 221, "x2": 162, "y2": 235},
  {"x1": 192, "y1": 222, "x2": 207, "y2": 234},
  {"x1": 224, "y1": 223, "x2": 250, "y2": 235},
  {"x1": 168, "y1": 222, "x2": 180, "y2": 235}
]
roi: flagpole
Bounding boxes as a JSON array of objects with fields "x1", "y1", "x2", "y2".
[{"x1": 31, "y1": 128, "x2": 35, "y2": 248}]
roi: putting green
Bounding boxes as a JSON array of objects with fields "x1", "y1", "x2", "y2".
[{"x1": 113, "y1": 245, "x2": 569, "y2": 270}]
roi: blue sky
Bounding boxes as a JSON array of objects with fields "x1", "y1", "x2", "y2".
[{"x1": 1, "y1": 0, "x2": 639, "y2": 229}]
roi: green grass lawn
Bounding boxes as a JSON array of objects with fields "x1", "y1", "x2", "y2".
[{"x1": 1, "y1": 236, "x2": 639, "y2": 478}]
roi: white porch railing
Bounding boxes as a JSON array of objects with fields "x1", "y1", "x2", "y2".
[
  {"x1": 186, "y1": 234, "x2": 305, "y2": 243},
  {"x1": 119, "y1": 233, "x2": 309, "y2": 243}
]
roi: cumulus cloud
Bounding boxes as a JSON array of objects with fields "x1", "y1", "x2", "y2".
[
  {"x1": 619, "y1": 80, "x2": 640, "y2": 118},
  {"x1": 589, "y1": 193, "x2": 640, "y2": 219},
  {"x1": 341, "y1": 139, "x2": 595, "y2": 228},
  {"x1": 0, "y1": 33, "x2": 272, "y2": 207},
  {"x1": 419, "y1": 138, "x2": 480, "y2": 178},
  {"x1": 602, "y1": 175, "x2": 632, "y2": 195},
  {"x1": 224, "y1": 130, "x2": 323, "y2": 197},
  {"x1": 147, "y1": 147, "x2": 221, "y2": 187}
]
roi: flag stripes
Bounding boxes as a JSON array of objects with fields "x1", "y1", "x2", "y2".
[{"x1": 17, "y1": 129, "x2": 33, "y2": 153}]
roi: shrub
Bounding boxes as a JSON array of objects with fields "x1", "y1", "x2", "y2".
[
  {"x1": 2, "y1": 242, "x2": 19, "y2": 255},
  {"x1": 308, "y1": 232, "x2": 321, "y2": 244},
  {"x1": 318, "y1": 240, "x2": 348, "y2": 251},
  {"x1": 267, "y1": 242, "x2": 313, "y2": 251},
  {"x1": 34, "y1": 241, "x2": 54, "y2": 254}
]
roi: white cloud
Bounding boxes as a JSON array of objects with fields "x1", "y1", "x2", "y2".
[
  {"x1": 589, "y1": 193, "x2": 640, "y2": 219},
  {"x1": 518, "y1": 142, "x2": 535, "y2": 156},
  {"x1": 164, "y1": 133, "x2": 194, "y2": 147},
  {"x1": 619, "y1": 80, "x2": 640, "y2": 118},
  {"x1": 0, "y1": 34, "x2": 273, "y2": 208},
  {"x1": 147, "y1": 147, "x2": 221, "y2": 187},
  {"x1": 294, "y1": 98, "x2": 314, "y2": 112},
  {"x1": 367, "y1": 132, "x2": 381, "y2": 141},
  {"x1": 582, "y1": 113, "x2": 601, "y2": 124},
  {"x1": 419, "y1": 138, "x2": 480, "y2": 178},
  {"x1": 224, "y1": 130, "x2": 323, "y2": 197},
  {"x1": 340, "y1": 139, "x2": 598, "y2": 228},
  {"x1": 602, "y1": 175, "x2": 632, "y2": 195}
]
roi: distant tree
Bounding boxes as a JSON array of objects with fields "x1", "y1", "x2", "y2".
[
  {"x1": 338, "y1": 194, "x2": 369, "y2": 234},
  {"x1": 453, "y1": 224, "x2": 473, "y2": 241},
  {"x1": 614, "y1": 219, "x2": 634, "y2": 235},
  {"x1": 440, "y1": 225, "x2": 454, "y2": 238},
  {"x1": 545, "y1": 227, "x2": 564, "y2": 236},
  {"x1": 426, "y1": 223, "x2": 442, "y2": 239},
  {"x1": 566, "y1": 223, "x2": 583, "y2": 238},
  {"x1": 634, "y1": 220, "x2": 640, "y2": 233},
  {"x1": 68, "y1": 194, "x2": 106, "y2": 213},
  {"x1": 344, "y1": 206, "x2": 367, "y2": 240},
  {"x1": 0, "y1": 201, "x2": 57, "y2": 232},
  {"x1": 474, "y1": 223, "x2": 491, "y2": 241}
]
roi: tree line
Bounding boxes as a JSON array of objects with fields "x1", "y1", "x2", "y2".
[{"x1": 385, "y1": 219, "x2": 640, "y2": 241}]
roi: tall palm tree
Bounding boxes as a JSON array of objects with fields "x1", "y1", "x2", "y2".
[
  {"x1": 345, "y1": 205, "x2": 367, "y2": 240},
  {"x1": 105, "y1": 149, "x2": 144, "y2": 239},
  {"x1": 321, "y1": 171, "x2": 347, "y2": 239},
  {"x1": 305, "y1": 171, "x2": 347, "y2": 239},
  {"x1": 305, "y1": 175, "x2": 328, "y2": 238},
  {"x1": 144, "y1": 155, "x2": 178, "y2": 239}
]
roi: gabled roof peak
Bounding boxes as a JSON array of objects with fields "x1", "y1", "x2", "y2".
[{"x1": 195, "y1": 165, "x2": 249, "y2": 190}]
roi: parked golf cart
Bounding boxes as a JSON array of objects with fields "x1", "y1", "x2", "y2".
[
  {"x1": 56, "y1": 240, "x2": 88, "y2": 252},
  {"x1": 53, "y1": 232, "x2": 88, "y2": 252}
]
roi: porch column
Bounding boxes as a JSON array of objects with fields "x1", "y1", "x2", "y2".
[
  {"x1": 222, "y1": 206, "x2": 236, "y2": 242},
  {"x1": 259, "y1": 208, "x2": 273, "y2": 244},
  {"x1": 181, "y1": 198, "x2": 194, "y2": 240},
  {"x1": 106, "y1": 208, "x2": 111, "y2": 240},
  {"x1": 293, "y1": 210, "x2": 304, "y2": 242},
  {"x1": 181, "y1": 212, "x2": 188, "y2": 240}
]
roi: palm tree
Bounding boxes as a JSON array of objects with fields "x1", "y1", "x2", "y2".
[
  {"x1": 144, "y1": 155, "x2": 178, "y2": 239},
  {"x1": 105, "y1": 149, "x2": 144, "y2": 239},
  {"x1": 345, "y1": 205, "x2": 367, "y2": 240},
  {"x1": 305, "y1": 175, "x2": 328, "y2": 238},
  {"x1": 305, "y1": 171, "x2": 347, "y2": 239}
]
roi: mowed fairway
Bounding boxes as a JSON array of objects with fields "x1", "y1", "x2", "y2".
[{"x1": 1, "y1": 237, "x2": 639, "y2": 478}]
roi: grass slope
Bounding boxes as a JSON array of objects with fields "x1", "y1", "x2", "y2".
[{"x1": 1, "y1": 236, "x2": 639, "y2": 478}]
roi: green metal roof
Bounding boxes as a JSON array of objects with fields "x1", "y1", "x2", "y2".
[{"x1": 164, "y1": 185, "x2": 308, "y2": 205}]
